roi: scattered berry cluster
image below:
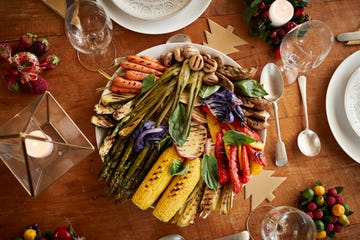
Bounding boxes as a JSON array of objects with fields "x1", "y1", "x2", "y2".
[
  {"x1": 243, "y1": 0, "x2": 310, "y2": 57},
  {"x1": 298, "y1": 181, "x2": 353, "y2": 239},
  {"x1": 0, "y1": 33, "x2": 60, "y2": 94},
  {"x1": 12, "y1": 224, "x2": 84, "y2": 240}
]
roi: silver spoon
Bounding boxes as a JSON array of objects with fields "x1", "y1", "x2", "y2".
[
  {"x1": 261, "y1": 63, "x2": 288, "y2": 167},
  {"x1": 297, "y1": 75, "x2": 321, "y2": 156}
]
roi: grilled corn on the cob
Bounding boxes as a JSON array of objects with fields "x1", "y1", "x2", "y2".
[
  {"x1": 153, "y1": 158, "x2": 201, "y2": 222},
  {"x1": 131, "y1": 146, "x2": 183, "y2": 210}
]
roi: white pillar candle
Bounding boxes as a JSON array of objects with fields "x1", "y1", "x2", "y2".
[
  {"x1": 25, "y1": 130, "x2": 54, "y2": 158},
  {"x1": 269, "y1": 0, "x2": 294, "y2": 27}
]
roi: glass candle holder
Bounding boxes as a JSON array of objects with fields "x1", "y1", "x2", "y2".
[{"x1": 0, "y1": 91, "x2": 94, "y2": 196}]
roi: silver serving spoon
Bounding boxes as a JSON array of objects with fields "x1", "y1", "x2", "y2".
[
  {"x1": 261, "y1": 63, "x2": 288, "y2": 167},
  {"x1": 297, "y1": 75, "x2": 321, "y2": 156}
]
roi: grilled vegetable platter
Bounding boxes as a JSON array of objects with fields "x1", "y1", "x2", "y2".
[{"x1": 92, "y1": 43, "x2": 272, "y2": 227}]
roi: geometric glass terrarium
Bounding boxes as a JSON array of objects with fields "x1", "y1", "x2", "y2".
[{"x1": 0, "y1": 91, "x2": 94, "y2": 196}]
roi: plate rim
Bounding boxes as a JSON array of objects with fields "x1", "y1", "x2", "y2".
[
  {"x1": 326, "y1": 50, "x2": 360, "y2": 163},
  {"x1": 112, "y1": 0, "x2": 191, "y2": 21},
  {"x1": 97, "y1": 0, "x2": 211, "y2": 34}
]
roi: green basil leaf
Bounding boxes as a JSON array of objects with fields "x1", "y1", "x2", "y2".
[
  {"x1": 169, "y1": 103, "x2": 187, "y2": 146},
  {"x1": 141, "y1": 74, "x2": 156, "y2": 93},
  {"x1": 198, "y1": 85, "x2": 221, "y2": 99},
  {"x1": 202, "y1": 154, "x2": 219, "y2": 190},
  {"x1": 170, "y1": 159, "x2": 189, "y2": 176},
  {"x1": 234, "y1": 79, "x2": 268, "y2": 97},
  {"x1": 222, "y1": 130, "x2": 255, "y2": 145},
  {"x1": 157, "y1": 135, "x2": 172, "y2": 152}
]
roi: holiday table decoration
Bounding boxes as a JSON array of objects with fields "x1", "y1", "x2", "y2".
[
  {"x1": 297, "y1": 181, "x2": 354, "y2": 239},
  {"x1": 0, "y1": 33, "x2": 60, "y2": 94},
  {"x1": 243, "y1": 0, "x2": 310, "y2": 56}
]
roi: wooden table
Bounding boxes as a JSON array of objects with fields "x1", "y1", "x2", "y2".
[{"x1": 0, "y1": 0, "x2": 360, "y2": 239}]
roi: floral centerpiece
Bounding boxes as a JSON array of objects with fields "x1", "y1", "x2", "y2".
[{"x1": 243, "y1": 0, "x2": 310, "y2": 57}]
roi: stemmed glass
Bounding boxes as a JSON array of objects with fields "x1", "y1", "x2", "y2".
[
  {"x1": 65, "y1": 0, "x2": 117, "y2": 71},
  {"x1": 246, "y1": 205, "x2": 316, "y2": 240},
  {"x1": 279, "y1": 20, "x2": 334, "y2": 85}
]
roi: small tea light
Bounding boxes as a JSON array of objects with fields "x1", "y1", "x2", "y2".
[
  {"x1": 25, "y1": 130, "x2": 54, "y2": 158},
  {"x1": 269, "y1": 0, "x2": 294, "y2": 27}
]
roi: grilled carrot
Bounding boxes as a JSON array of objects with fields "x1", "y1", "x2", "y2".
[
  {"x1": 120, "y1": 61, "x2": 163, "y2": 76},
  {"x1": 141, "y1": 55, "x2": 162, "y2": 64},
  {"x1": 112, "y1": 76, "x2": 142, "y2": 89},
  {"x1": 110, "y1": 84, "x2": 141, "y2": 94},
  {"x1": 127, "y1": 55, "x2": 167, "y2": 71},
  {"x1": 124, "y1": 70, "x2": 157, "y2": 81}
]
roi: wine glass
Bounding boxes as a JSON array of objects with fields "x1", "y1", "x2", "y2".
[
  {"x1": 279, "y1": 20, "x2": 334, "y2": 85},
  {"x1": 65, "y1": 0, "x2": 116, "y2": 71},
  {"x1": 246, "y1": 205, "x2": 316, "y2": 240}
]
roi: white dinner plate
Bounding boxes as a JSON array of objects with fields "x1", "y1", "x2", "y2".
[
  {"x1": 95, "y1": 42, "x2": 266, "y2": 150},
  {"x1": 97, "y1": 0, "x2": 211, "y2": 34},
  {"x1": 344, "y1": 66, "x2": 360, "y2": 136},
  {"x1": 326, "y1": 50, "x2": 360, "y2": 163},
  {"x1": 112, "y1": 0, "x2": 191, "y2": 21}
]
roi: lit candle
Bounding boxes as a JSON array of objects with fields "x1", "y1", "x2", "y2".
[
  {"x1": 25, "y1": 130, "x2": 54, "y2": 158},
  {"x1": 268, "y1": 0, "x2": 294, "y2": 27}
]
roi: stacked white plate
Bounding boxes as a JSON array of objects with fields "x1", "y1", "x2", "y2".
[
  {"x1": 326, "y1": 50, "x2": 360, "y2": 163},
  {"x1": 96, "y1": 0, "x2": 211, "y2": 34}
]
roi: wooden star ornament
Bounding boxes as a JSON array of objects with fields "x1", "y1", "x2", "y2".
[
  {"x1": 203, "y1": 19, "x2": 248, "y2": 55},
  {"x1": 245, "y1": 170, "x2": 286, "y2": 211}
]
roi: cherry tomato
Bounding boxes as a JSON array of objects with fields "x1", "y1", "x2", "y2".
[
  {"x1": 313, "y1": 185, "x2": 325, "y2": 196},
  {"x1": 332, "y1": 204, "x2": 345, "y2": 217},
  {"x1": 23, "y1": 229, "x2": 37, "y2": 240},
  {"x1": 53, "y1": 226, "x2": 72, "y2": 240}
]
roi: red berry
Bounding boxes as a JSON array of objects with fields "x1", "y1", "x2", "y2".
[
  {"x1": 331, "y1": 216, "x2": 339, "y2": 224},
  {"x1": 313, "y1": 210, "x2": 324, "y2": 219},
  {"x1": 31, "y1": 38, "x2": 49, "y2": 57},
  {"x1": 4, "y1": 74, "x2": 19, "y2": 92},
  {"x1": 306, "y1": 211, "x2": 314, "y2": 219},
  {"x1": 295, "y1": 8, "x2": 305, "y2": 17},
  {"x1": 29, "y1": 75, "x2": 48, "y2": 94},
  {"x1": 334, "y1": 223, "x2": 343, "y2": 233},
  {"x1": 269, "y1": 30, "x2": 278, "y2": 39},
  {"x1": 325, "y1": 223, "x2": 334, "y2": 232},
  {"x1": 285, "y1": 21, "x2": 297, "y2": 32},
  {"x1": 307, "y1": 201, "x2": 317, "y2": 211},
  {"x1": 335, "y1": 195, "x2": 344, "y2": 204},
  {"x1": 18, "y1": 33, "x2": 36, "y2": 52},
  {"x1": 278, "y1": 29, "x2": 287, "y2": 37},
  {"x1": 261, "y1": 10, "x2": 269, "y2": 19},
  {"x1": 0, "y1": 43, "x2": 12, "y2": 62},
  {"x1": 273, "y1": 37, "x2": 281, "y2": 45},
  {"x1": 327, "y1": 188, "x2": 338, "y2": 196},
  {"x1": 258, "y1": 2, "x2": 266, "y2": 10},
  {"x1": 326, "y1": 196, "x2": 336, "y2": 206}
]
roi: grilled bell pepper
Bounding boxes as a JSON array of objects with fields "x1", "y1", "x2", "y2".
[
  {"x1": 215, "y1": 131, "x2": 230, "y2": 185},
  {"x1": 228, "y1": 145, "x2": 243, "y2": 194},
  {"x1": 239, "y1": 145, "x2": 251, "y2": 184}
]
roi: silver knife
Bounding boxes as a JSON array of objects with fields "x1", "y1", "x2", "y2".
[{"x1": 336, "y1": 32, "x2": 360, "y2": 42}]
